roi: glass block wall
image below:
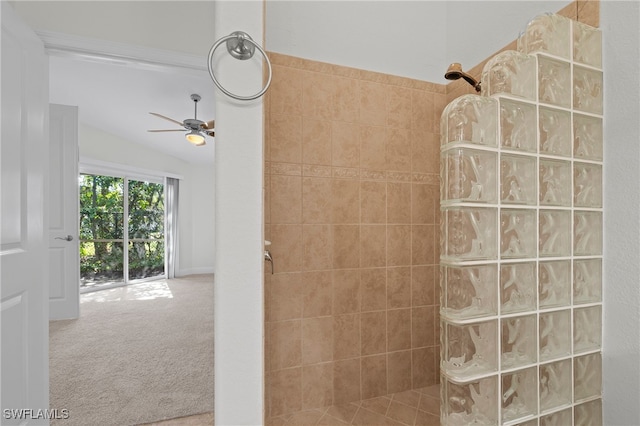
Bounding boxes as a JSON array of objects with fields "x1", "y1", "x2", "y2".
[{"x1": 439, "y1": 13, "x2": 602, "y2": 425}]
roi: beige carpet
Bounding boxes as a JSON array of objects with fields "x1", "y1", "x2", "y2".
[{"x1": 49, "y1": 275, "x2": 214, "y2": 426}]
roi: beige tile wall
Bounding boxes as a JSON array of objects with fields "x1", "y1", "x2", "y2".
[{"x1": 264, "y1": 52, "x2": 445, "y2": 419}]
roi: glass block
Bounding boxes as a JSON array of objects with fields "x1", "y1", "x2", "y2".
[
  {"x1": 574, "y1": 258, "x2": 602, "y2": 304},
  {"x1": 441, "y1": 95, "x2": 498, "y2": 146},
  {"x1": 574, "y1": 162, "x2": 602, "y2": 208},
  {"x1": 574, "y1": 306, "x2": 602, "y2": 353},
  {"x1": 574, "y1": 353, "x2": 602, "y2": 401},
  {"x1": 573, "y1": 114, "x2": 603, "y2": 161},
  {"x1": 539, "y1": 310, "x2": 571, "y2": 361},
  {"x1": 539, "y1": 210, "x2": 571, "y2": 257},
  {"x1": 442, "y1": 207, "x2": 498, "y2": 261},
  {"x1": 501, "y1": 209, "x2": 536, "y2": 259},
  {"x1": 539, "y1": 107, "x2": 571, "y2": 157},
  {"x1": 518, "y1": 13, "x2": 571, "y2": 59},
  {"x1": 574, "y1": 66, "x2": 603, "y2": 115},
  {"x1": 540, "y1": 160, "x2": 571, "y2": 206},
  {"x1": 539, "y1": 260, "x2": 571, "y2": 308},
  {"x1": 574, "y1": 211, "x2": 603, "y2": 255},
  {"x1": 502, "y1": 367, "x2": 538, "y2": 423},
  {"x1": 439, "y1": 151, "x2": 446, "y2": 196},
  {"x1": 442, "y1": 375, "x2": 498, "y2": 426},
  {"x1": 441, "y1": 264, "x2": 498, "y2": 321},
  {"x1": 574, "y1": 21, "x2": 602, "y2": 68},
  {"x1": 443, "y1": 148, "x2": 498, "y2": 203},
  {"x1": 501, "y1": 262, "x2": 536, "y2": 314},
  {"x1": 540, "y1": 359, "x2": 572, "y2": 412},
  {"x1": 501, "y1": 315, "x2": 537, "y2": 370},
  {"x1": 442, "y1": 320, "x2": 498, "y2": 380},
  {"x1": 538, "y1": 56, "x2": 571, "y2": 108},
  {"x1": 540, "y1": 408, "x2": 572, "y2": 426},
  {"x1": 481, "y1": 50, "x2": 536, "y2": 100},
  {"x1": 500, "y1": 155, "x2": 537, "y2": 205},
  {"x1": 500, "y1": 99, "x2": 537, "y2": 152},
  {"x1": 515, "y1": 419, "x2": 538, "y2": 426},
  {"x1": 575, "y1": 398, "x2": 603, "y2": 426}
]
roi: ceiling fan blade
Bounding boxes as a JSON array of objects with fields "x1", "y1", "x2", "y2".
[
  {"x1": 147, "y1": 129, "x2": 185, "y2": 132},
  {"x1": 149, "y1": 112, "x2": 184, "y2": 127},
  {"x1": 202, "y1": 120, "x2": 215, "y2": 130},
  {"x1": 205, "y1": 130, "x2": 215, "y2": 138}
]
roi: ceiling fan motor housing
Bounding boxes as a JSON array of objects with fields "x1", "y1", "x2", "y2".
[{"x1": 184, "y1": 118, "x2": 205, "y2": 130}]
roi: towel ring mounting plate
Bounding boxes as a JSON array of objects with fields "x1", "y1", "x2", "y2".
[{"x1": 207, "y1": 31, "x2": 272, "y2": 101}]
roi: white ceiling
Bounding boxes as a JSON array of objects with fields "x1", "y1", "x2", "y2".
[
  {"x1": 49, "y1": 54, "x2": 216, "y2": 166},
  {"x1": 48, "y1": 1, "x2": 572, "y2": 166}
]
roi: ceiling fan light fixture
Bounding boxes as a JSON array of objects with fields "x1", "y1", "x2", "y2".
[{"x1": 185, "y1": 130, "x2": 206, "y2": 146}]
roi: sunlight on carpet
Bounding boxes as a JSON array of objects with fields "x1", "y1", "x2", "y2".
[{"x1": 81, "y1": 281, "x2": 174, "y2": 303}]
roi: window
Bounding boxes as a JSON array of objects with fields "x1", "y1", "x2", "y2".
[{"x1": 79, "y1": 173, "x2": 165, "y2": 291}]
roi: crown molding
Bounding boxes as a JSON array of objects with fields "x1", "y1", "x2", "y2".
[{"x1": 36, "y1": 30, "x2": 208, "y2": 75}]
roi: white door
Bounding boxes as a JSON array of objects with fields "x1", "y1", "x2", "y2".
[
  {"x1": 48, "y1": 104, "x2": 79, "y2": 320},
  {"x1": 1, "y1": 2, "x2": 50, "y2": 423}
]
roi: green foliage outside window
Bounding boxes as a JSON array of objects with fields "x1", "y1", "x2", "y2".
[{"x1": 79, "y1": 174, "x2": 165, "y2": 285}]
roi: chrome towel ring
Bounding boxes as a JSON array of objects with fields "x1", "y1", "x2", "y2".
[{"x1": 207, "y1": 31, "x2": 272, "y2": 101}]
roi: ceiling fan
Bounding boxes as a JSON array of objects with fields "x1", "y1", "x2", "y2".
[{"x1": 148, "y1": 93, "x2": 214, "y2": 146}]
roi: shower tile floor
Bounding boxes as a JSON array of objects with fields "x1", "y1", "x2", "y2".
[{"x1": 267, "y1": 385, "x2": 440, "y2": 426}]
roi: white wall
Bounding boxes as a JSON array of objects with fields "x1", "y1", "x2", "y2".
[
  {"x1": 79, "y1": 124, "x2": 215, "y2": 277},
  {"x1": 601, "y1": 1, "x2": 640, "y2": 424},
  {"x1": 10, "y1": 1, "x2": 215, "y2": 57},
  {"x1": 212, "y1": 1, "x2": 264, "y2": 424}
]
